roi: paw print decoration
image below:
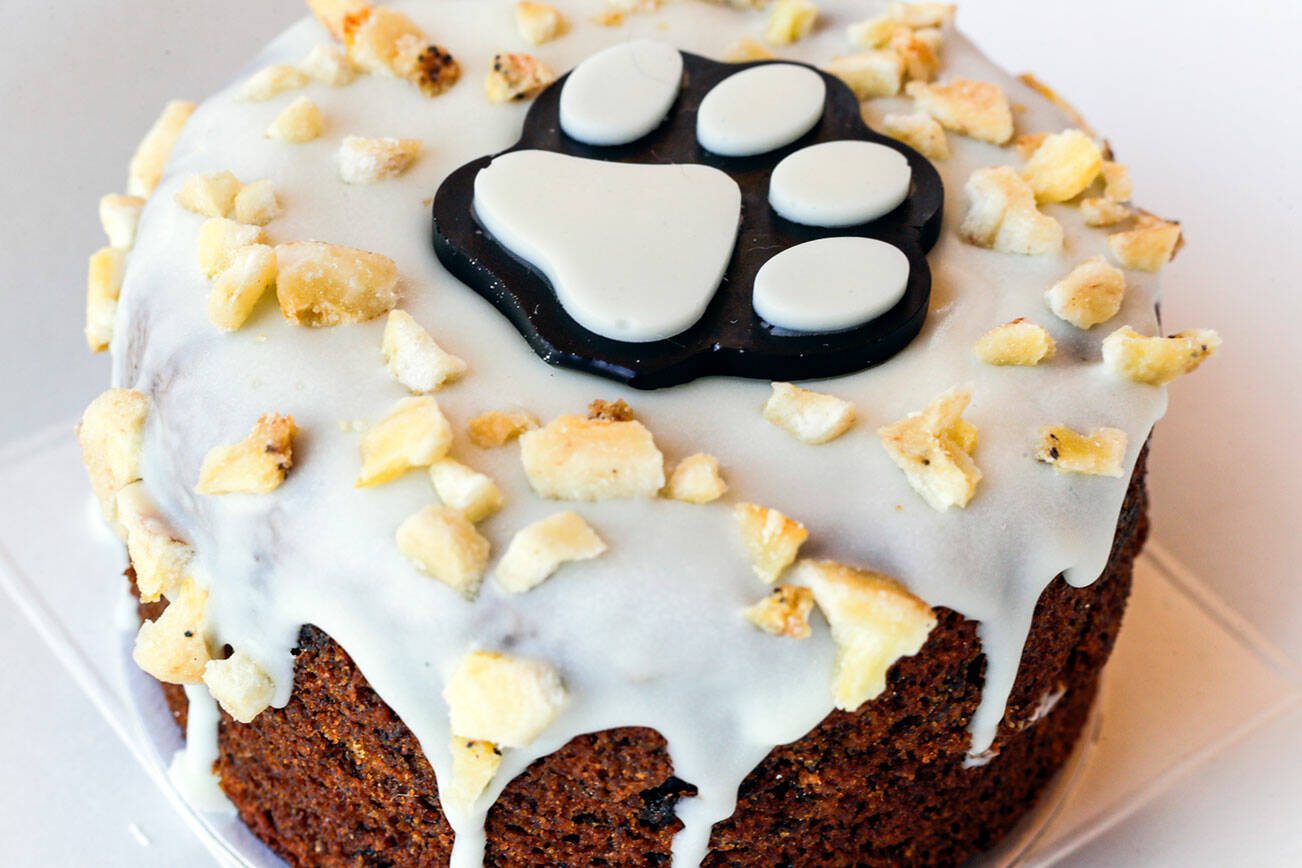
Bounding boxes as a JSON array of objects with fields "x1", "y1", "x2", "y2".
[{"x1": 432, "y1": 40, "x2": 943, "y2": 389}]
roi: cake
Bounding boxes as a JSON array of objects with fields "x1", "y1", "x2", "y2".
[{"x1": 77, "y1": 1, "x2": 1219, "y2": 865}]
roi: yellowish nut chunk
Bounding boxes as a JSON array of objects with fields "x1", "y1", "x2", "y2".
[
  {"x1": 338, "y1": 135, "x2": 422, "y2": 184},
  {"x1": 1035, "y1": 426, "x2": 1128, "y2": 477},
  {"x1": 1107, "y1": 215, "x2": 1181, "y2": 272},
  {"x1": 429, "y1": 458, "x2": 504, "y2": 523},
  {"x1": 468, "y1": 409, "x2": 539, "y2": 448},
  {"x1": 794, "y1": 559, "x2": 936, "y2": 711},
  {"x1": 393, "y1": 38, "x2": 462, "y2": 98},
  {"x1": 338, "y1": 4, "x2": 462, "y2": 97},
  {"x1": 78, "y1": 388, "x2": 150, "y2": 528},
  {"x1": 357, "y1": 397, "x2": 453, "y2": 487},
  {"x1": 396, "y1": 505, "x2": 491, "y2": 597},
  {"x1": 241, "y1": 64, "x2": 310, "y2": 101},
  {"x1": 202, "y1": 650, "x2": 276, "y2": 724},
  {"x1": 444, "y1": 651, "x2": 567, "y2": 748},
  {"x1": 723, "y1": 36, "x2": 776, "y2": 63},
  {"x1": 887, "y1": 2, "x2": 955, "y2": 28},
  {"x1": 207, "y1": 243, "x2": 277, "y2": 332},
  {"x1": 85, "y1": 246, "x2": 125, "y2": 353},
  {"x1": 299, "y1": 42, "x2": 359, "y2": 86},
  {"x1": 495, "y1": 511, "x2": 607, "y2": 595},
  {"x1": 1080, "y1": 197, "x2": 1131, "y2": 227},
  {"x1": 275, "y1": 240, "x2": 400, "y2": 326},
  {"x1": 825, "y1": 51, "x2": 903, "y2": 100},
  {"x1": 1101, "y1": 325, "x2": 1221, "y2": 386},
  {"x1": 445, "y1": 738, "x2": 503, "y2": 812},
  {"x1": 1012, "y1": 132, "x2": 1047, "y2": 160},
  {"x1": 99, "y1": 194, "x2": 146, "y2": 249},
  {"x1": 762, "y1": 382, "x2": 856, "y2": 445},
  {"x1": 877, "y1": 386, "x2": 982, "y2": 511},
  {"x1": 663, "y1": 453, "x2": 727, "y2": 504},
  {"x1": 306, "y1": 0, "x2": 366, "y2": 40},
  {"x1": 906, "y1": 78, "x2": 1013, "y2": 145},
  {"x1": 132, "y1": 577, "x2": 211, "y2": 685},
  {"x1": 846, "y1": 14, "x2": 909, "y2": 49},
  {"x1": 519, "y1": 412, "x2": 665, "y2": 501},
  {"x1": 881, "y1": 112, "x2": 950, "y2": 161},
  {"x1": 515, "y1": 2, "x2": 567, "y2": 45},
  {"x1": 1100, "y1": 160, "x2": 1133, "y2": 202},
  {"x1": 267, "y1": 96, "x2": 324, "y2": 143},
  {"x1": 889, "y1": 27, "x2": 941, "y2": 84},
  {"x1": 743, "y1": 585, "x2": 815, "y2": 639},
  {"x1": 197, "y1": 218, "x2": 265, "y2": 278},
  {"x1": 1020, "y1": 129, "x2": 1103, "y2": 204},
  {"x1": 127, "y1": 100, "x2": 195, "y2": 198},
  {"x1": 1044, "y1": 256, "x2": 1126, "y2": 330},
  {"x1": 175, "y1": 171, "x2": 243, "y2": 218},
  {"x1": 765, "y1": 0, "x2": 819, "y2": 46},
  {"x1": 196, "y1": 414, "x2": 298, "y2": 495},
  {"x1": 485, "y1": 52, "x2": 556, "y2": 103},
  {"x1": 116, "y1": 482, "x2": 194, "y2": 603},
  {"x1": 233, "y1": 179, "x2": 283, "y2": 226},
  {"x1": 382, "y1": 310, "x2": 467, "y2": 393},
  {"x1": 973, "y1": 318, "x2": 1055, "y2": 366},
  {"x1": 735, "y1": 502, "x2": 808, "y2": 584},
  {"x1": 959, "y1": 166, "x2": 1063, "y2": 256}
]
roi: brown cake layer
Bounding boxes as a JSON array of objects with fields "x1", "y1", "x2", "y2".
[{"x1": 138, "y1": 450, "x2": 1147, "y2": 867}]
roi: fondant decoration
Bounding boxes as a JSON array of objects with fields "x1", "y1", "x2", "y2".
[
  {"x1": 696, "y1": 63, "x2": 826, "y2": 157},
  {"x1": 559, "y1": 40, "x2": 684, "y2": 146},
  {"x1": 753, "y1": 237, "x2": 910, "y2": 332},
  {"x1": 432, "y1": 53, "x2": 944, "y2": 388},
  {"x1": 474, "y1": 151, "x2": 741, "y2": 342},
  {"x1": 769, "y1": 140, "x2": 912, "y2": 228}
]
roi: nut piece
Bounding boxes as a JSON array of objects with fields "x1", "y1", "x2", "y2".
[
  {"x1": 663, "y1": 453, "x2": 727, "y2": 504},
  {"x1": 429, "y1": 458, "x2": 505, "y2": 523},
  {"x1": 396, "y1": 505, "x2": 491, "y2": 597},
  {"x1": 207, "y1": 244, "x2": 277, "y2": 332},
  {"x1": 765, "y1": 0, "x2": 819, "y2": 46},
  {"x1": 175, "y1": 171, "x2": 243, "y2": 218},
  {"x1": 1012, "y1": 132, "x2": 1047, "y2": 160},
  {"x1": 881, "y1": 112, "x2": 950, "y2": 161},
  {"x1": 299, "y1": 42, "x2": 359, "y2": 86},
  {"x1": 1100, "y1": 161, "x2": 1133, "y2": 202},
  {"x1": 1101, "y1": 325, "x2": 1221, "y2": 385},
  {"x1": 973, "y1": 318, "x2": 1055, "y2": 366},
  {"x1": 763, "y1": 382, "x2": 856, "y2": 445},
  {"x1": 1034, "y1": 426, "x2": 1128, "y2": 477},
  {"x1": 485, "y1": 52, "x2": 556, "y2": 103},
  {"x1": 233, "y1": 179, "x2": 283, "y2": 226},
  {"x1": 99, "y1": 194, "x2": 146, "y2": 249},
  {"x1": 889, "y1": 27, "x2": 941, "y2": 84},
  {"x1": 468, "y1": 409, "x2": 539, "y2": 447},
  {"x1": 847, "y1": 14, "x2": 909, "y2": 49},
  {"x1": 1107, "y1": 215, "x2": 1181, "y2": 272},
  {"x1": 877, "y1": 386, "x2": 982, "y2": 511},
  {"x1": 445, "y1": 738, "x2": 503, "y2": 812},
  {"x1": 196, "y1": 414, "x2": 298, "y2": 495},
  {"x1": 825, "y1": 51, "x2": 904, "y2": 100},
  {"x1": 1080, "y1": 197, "x2": 1131, "y2": 227},
  {"x1": 959, "y1": 166, "x2": 1063, "y2": 256},
  {"x1": 887, "y1": 2, "x2": 956, "y2": 28},
  {"x1": 587, "y1": 398, "x2": 634, "y2": 422},
  {"x1": 743, "y1": 585, "x2": 815, "y2": 639},
  {"x1": 128, "y1": 100, "x2": 196, "y2": 198},
  {"x1": 197, "y1": 218, "x2": 265, "y2": 278},
  {"x1": 382, "y1": 310, "x2": 467, "y2": 393},
  {"x1": 275, "y1": 240, "x2": 400, "y2": 326},
  {"x1": 306, "y1": 0, "x2": 367, "y2": 39},
  {"x1": 78, "y1": 388, "x2": 150, "y2": 528},
  {"x1": 906, "y1": 78, "x2": 1013, "y2": 145},
  {"x1": 240, "y1": 64, "x2": 310, "y2": 101},
  {"x1": 1020, "y1": 129, "x2": 1103, "y2": 204},
  {"x1": 357, "y1": 397, "x2": 453, "y2": 487},
  {"x1": 267, "y1": 96, "x2": 324, "y2": 143},
  {"x1": 515, "y1": 2, "x2": 567, "y2": 45},
  {"x1": 202, "y1": 650, "x2": 276, "y2": 723},
  {"x1": 520, "y1": 412, "x2": 665, "y2": 501},
  {"x1": 724, "y1": 36, "x2": 776, "y2": 63},
  {"x1": 495, "y1": 511, "x2": 607, "y2": 594},
  {"x1": 794, "y1": 559, "x2": 936, "y2": 711},
  {"x1": 116, "y1": 481, "x2": 194, "y2": 603},
  {"x1": 735, "y1": 502, "x2": 808, "y2": 583},
  {"x1": 85, "y1": 246, "x2": 125, "y2": 353},
  {"x1": 338, "y1": 136, "x2": 422, "y2": 184},
  {"x1": 393, "y1": 39, "x2": 462, "y2": 98},
  {"x1": 444, "y1": 651, "x2": 567, "y2": 748},
  {"x1": 1044, "y1": 256, "x2": 1125, "y2": 330},
  {"x1": 132, "y1": 577, "x2": 211, "y2": 685}
]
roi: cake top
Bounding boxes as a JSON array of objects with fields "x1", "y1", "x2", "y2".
[{"x1": 78, "y1": 2, "x2": 1217, "y2": 865}]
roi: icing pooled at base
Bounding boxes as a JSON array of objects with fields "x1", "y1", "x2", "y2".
[
  {"x1": 695, "y1": 63, "x2": 827, "y2": 157},
  {"x1": 769, "y1": 140, "x2": 913, "y2": 227},
  {"x1": 753, "y1": 237, "x2": 910, "y2": 333},
  {"x1": 559, "y1": 39, "x2": 683, "y2": 146}
]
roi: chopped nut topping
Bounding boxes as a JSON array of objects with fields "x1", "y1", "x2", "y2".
[
  {"x1": 485, "y1": 52, "x2": 556, "y2": 103},
  {"x1": 445, "y1": 737, "x2": 503, "y2": 811},
  {"x1": 116, "y1": 482, "x2": 195, "y2": 603},
  {"x1": 197, "y1": 218, "x2": 265, "y2": 278},
  {"x1": 959, "y1": 166, "x2": 1063, "y2": 256},
  {"x1": 429, "y1": 458, "x2": 505, "y2": 523},
  {"x1": 724, "y1": 36, "x2": 776, "y2": 63},
  {"x1": 1100, "y1": 160, "x2": 1133, "y2": 202},
  {"x1": 765, "y1": 0, "x2": 819, "y2": 46},
  {"x1": 735, "y1": 502, "x2": 808, "y2": 583},
  {"x1": 99, "y1": 194, "x2": 146, "y2": 249},
  {"x1": 444, "y1": 651, "x2": 567, "y2": 748},
  {"x1": 468, "y1": 409, "x2": 539, "y2": 448},
  {"x1": 889, "y1": 27, "x2": 941, "y2": 83},
  {"x1": 887, "y1": 2, "x2": 956, "y2": 28},
  {"x1": 906, "y1": 78, "x2": 1013, "y2": 145},
  {"x1": 267, "y1": 96, "x2": 324, "y2": 143},
  {"x1": 1020, "y1": 129, "x2": 1103, "y2": 204},
  {"x1": 382, "y1": 310, "x2": 467, "y2": 393},
  {"x1": 1012, "y1": 132, "x2": 1047, "y2": 160},
  {"x1": 882, "y1": 111, "x2": 950, "y2": 161},
  {"x1": 175, "y1": 171, "x2": 243, "y2": 218},
  {"x1": 85, "y1": 246, "x2": 125, "y2": 353},
  {"x1": 519, "y1": 412, "x2": 665, "y2": 501},
  {"x1": 275, "y1": 240, "x2": 400, "y2": 326},
  {"x1": 393, "y1": 38, "x2": 462, "y2": 97},
  {"x1": 495, "y1": 511, "x2": 607, "y2": 595},
  {"x1": 396, "y1": 505, "x2": 491, "y2": 597},
  {"x1": 825, "y1": 51, "x2": 903, "y2": 100},
  {"x1": 132, "y1": 577, "x2": 211, "y2": 685},
  {"x1": 240, "y1": 63, "x2": 310, "y2": 101},
  {"x1": 203, "y1": 650, "x2": 276, "y2": 723},
  {"x1": 515, "y1": 2, "x2": 567, "y2": 45},
  {"x1": 128, "y1": 100, "x2": 195, "y2": 198},
  {"x1": 1044, "y1": 256, "x2": 1125, "y2": 330},
  {"x1": 794, "y1": 559, "x2": 936, "y2": 711},
  {"x1": 1102, "y1": 325, "x2": 1221, "y2": 385},
  {"x1": 338, "y1": 135, "x2": 422, "y2": 184},
  {"x1": 357, "y1": 397, "x2": 453, "y2": 487},
  {"x1": 1080, "y1": 197, "x2": 1131, "y2": 227},
  {"x1": 763, "y1": 382, "x2": 856, "y2": 445},
  {"x1": 973, "y1": 318, "x2": 1055, "y2": 366},
  {"x1": 592, "y1": 8, "x2": 626, "y2": 27},
  {"x1": 877, "y1": 386, "x2": 982, "y2": 511},
  {"x1": 1107, "y1": 214, "x2": 1181, "y2": 272},
  {"x1": 306, "y1": 0, "x2": 365, "y2": 40},
  {"x1": 846, "y1": 14, "x2": 910, "y2": 49},
  {"x1": 207, "y1": 243, "x2": 277, "y2": 332},
  {"x1": 232, "y1": 179, "x2": 283, "y2": 226},
  {"x1": 587, "y1": 398, "x2": 634, "y2": 422},
  {"x1": 299, "y1": 42, "x2": 359, "y2": 86},
  {"x1": 197, "y1": 414, "x2": 297, "y2": 495},
  {"x1": 1034, "y1": 426, "x2": 1128, "y2": 477},
  {"x1": 744, "y1": 585, "x2": 815, "y2": 639},
  {"x1": 78, "y1": 388, "x2": 150, "y2": 529},
  {"x1": 663, "y1": 453, "x2": 727, "y2": 504},
  {"x1": 317, "y1": 3, "x2": 462, "y2": 96}
]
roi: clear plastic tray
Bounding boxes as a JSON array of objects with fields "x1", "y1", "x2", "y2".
[{"x1": 2, "y1": 423, "x2": 1298, "y2": 867}]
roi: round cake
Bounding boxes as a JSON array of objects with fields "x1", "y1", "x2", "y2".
[{"x1": 78, "y1": 1, "x2": 1219, "y2": 865}]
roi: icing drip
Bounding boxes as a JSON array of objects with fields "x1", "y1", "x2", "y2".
[
  {"x1": 559, "y1": 40, "x2": 683, "y2": 146},
  {"x1": 752, "y1": 236, "x2": 910, "y2": 332},
  {"x1": 167, "y1": 685, "x2": 235, "y2": 815},
  {"x1": 768, "y1": 140, "x2": 913, "y2": 227},
  {"x1": 695, "y1": 63, "x2": 826, "y2": 156}
]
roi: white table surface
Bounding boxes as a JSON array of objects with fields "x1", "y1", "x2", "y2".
[{"x1": 2, "y1": 1, "x2": 1299, "y2": 865}]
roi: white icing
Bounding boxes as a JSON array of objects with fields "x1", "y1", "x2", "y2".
[
  {"x1": 695, "y1": 63, "x2": 826, "y2": 157},
  {"x1": 109, "y1": 2, "x2": 1171, "y2": 865},
  {"x1": 752, "y1": 237, "x2": 910, "y2": 332},
  {"x1": 559, "y1": 39, "x2": 683, "y2": 146},
  {"x1": 167, "y1": 685, "x2": 236, "y2": 815},
  {"x1": 769, "y1": 140, "x2": 912, "y2": 227},
  {"x1": 473, "y1": 149, "x2": 741, "y2": 342}
]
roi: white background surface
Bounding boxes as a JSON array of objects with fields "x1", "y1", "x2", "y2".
[{"x1": 1, "y1": 0, "x2": 1299, "y2": 865}]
